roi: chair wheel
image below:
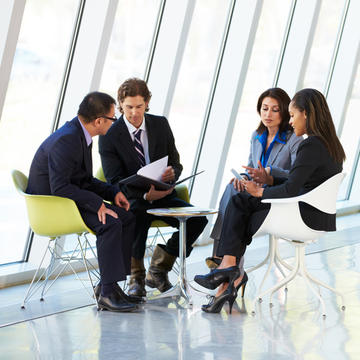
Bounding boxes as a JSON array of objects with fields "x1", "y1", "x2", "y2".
[
  {"x1": 284, "y1": 287, "x2": 288, "y2": 292},
  {"x1": 21, "y1": 305, "x2": 25, "y2": 309},
  {"x1": 40, "y1": 298, "x2": 44, "y2": 302},
  {"x1": 341, "y1": 305, "x2": 346, "y2": 311},
  {"x1": 258, "y1": 298, "x2": 262, "y2": 303},
  {"x1": 251, "y1": 310, "x2": 255, "y2": 316},
  {"x1": 322, "y1": 314, "x2": 326, "y2": 319}
]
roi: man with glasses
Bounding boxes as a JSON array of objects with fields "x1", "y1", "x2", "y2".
[
  {"x1": 26, "y1": 91, "x2": 141, "y2": 312},
  {"x1": 99, "y1": 78, "x2": 208, "y2": 298}
]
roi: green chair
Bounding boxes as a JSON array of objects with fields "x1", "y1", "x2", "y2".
[
  {"x1": 12, "y1": 170, "x2": 99, "y2": 308},
  {"x1": 95, "y1": 167, "x2": 190, "y2": 273}
]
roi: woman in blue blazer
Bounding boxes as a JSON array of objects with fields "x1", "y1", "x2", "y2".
[
  {"x1": 195, "y1": 88, "x2": 346, "y2": 313},
  {"x1": 207, "y1": 88, "x2": 303, "y2": 270}
]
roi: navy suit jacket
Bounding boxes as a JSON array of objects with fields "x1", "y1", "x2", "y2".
[
  {"x1": 27, "y1": 117, "x2": 118, "y2": 213},
  {"x1": 99, "y1": 113, "x2": 183, "y2": 200}
]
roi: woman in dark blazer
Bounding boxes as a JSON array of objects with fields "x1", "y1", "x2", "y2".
[
  {"x1": 195, "y1": 88, "x2": 346, "y2": 313},
  {"x1": 207, "y1": 88, "x2": 303, "y2": 271}
]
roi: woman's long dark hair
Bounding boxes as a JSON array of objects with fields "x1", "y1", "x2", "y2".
[
  {"x1": 291, "y1": 88, "x2": 346, "y2": 164},
  {"x1": 256, "y1": 87, "x2": 292, "y2": 134}
]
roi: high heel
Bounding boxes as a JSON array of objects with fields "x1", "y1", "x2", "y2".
[
  {"x1": 194, "y1": 266, "x2": 240, "y2": 290},
  {"x1": 202, "y1": 285, "x2": 238, "y2": 314},
  {"x1": 235, "y1": 271, "x2": 248, "y2": 298}
]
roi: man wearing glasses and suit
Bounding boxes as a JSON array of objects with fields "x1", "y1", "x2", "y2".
[
  {"x1": 26, "y1": 91, "x2": 141, "y2": 312},
  {"x1": 99, "y1": 78, "x2": 208, "y2": 298}
]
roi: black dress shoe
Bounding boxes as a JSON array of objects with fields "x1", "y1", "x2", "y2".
[
  {"x1": 194, "y1": 266, "x2": 240, "y2": 290},
  {"x1": 94, "y1": 284, "x2": 145, "y2": 304},
  {"x1": 97, "y1": 290, "x2": 138, "y2": 312}
]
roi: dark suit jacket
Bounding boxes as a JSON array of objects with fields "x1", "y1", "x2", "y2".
[
  {"x1": 99, "y1": 114, "x2": 183, "y2": 200},
  {"x1": 263, "y1": 135, "x2": 343, "y2": 231},
  {"x1": 27, "y1": 117, "x2": 118, "y2": 213}
]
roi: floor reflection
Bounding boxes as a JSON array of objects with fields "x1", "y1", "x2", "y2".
[{"x1": 1, "y1": 230, "x2": 360, "y2": 359}]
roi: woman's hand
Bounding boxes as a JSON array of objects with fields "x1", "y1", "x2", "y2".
[
  {"x1": 243, "y1": 179, "x2": 264, "y2": 197},
  {"x1": 243, "y1": 161, "x2": 273, "y2": 185},
  {"x1": 230, "y1": 177, "x2": 246, "y2": 192}
]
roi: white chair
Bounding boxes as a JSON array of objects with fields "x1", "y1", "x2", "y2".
[{"x1": 251, "y1": 173, "x2": 345, "y2": 317}]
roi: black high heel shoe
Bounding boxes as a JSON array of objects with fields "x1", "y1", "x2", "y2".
[
  {"x1": 202, "y1": 285, "x2": 238, "y2": 314},
  {"x1": 194, "y1": 266, "x2": 240, "y2": 290},
  {"x1": 236, "y1": 271, "x2": 248, "y2": 298}
]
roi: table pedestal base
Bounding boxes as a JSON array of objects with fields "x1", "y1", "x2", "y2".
[{"x1": 146, "y1": 218, "x2": 193, "y2": 307}]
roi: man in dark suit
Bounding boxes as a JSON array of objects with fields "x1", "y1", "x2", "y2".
[
  {"x1": 26, "y1": 92, "x2": 140, "y2": 312},
  {"x1": 99, "y1": 78, "x2": 208, "y2": 297}
]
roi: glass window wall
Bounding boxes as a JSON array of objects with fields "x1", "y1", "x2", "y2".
[
  {"x1": 166, "y1": 0, "x2": 231, "y2": 174},
  {"x1": 0, "y1": 0, "x2": 79, "y2": 265},
  {"x1": 216, "y1": 0, "x2": 292, "y2": 206}
]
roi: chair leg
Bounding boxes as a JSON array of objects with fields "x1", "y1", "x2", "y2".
[
  {"x1": 249, "y1": 236, "x2": 293, "y2": 298},
  {"x1": 40, "y1": 239, "x2": 59, "y2": 300},
  {"x1": 253, "y1": 242, "x2": 345, "y2": 317},
  {"x1": 78, "y1": 234, "x2": 98, "y2": 308},
  {"x1": 302, "y1": 246, "x2": 345, "y2": 315},
  {"x1": 269, "y1": 256, "x2": 300, "y2": 306},
  {"x1": 252, "y1": 250, "x2": 299, "y2": 314},
  {"x1": 21, "y1": 239, "x2": 54, "y2": 308},
  {"x1": 296, "y1": 246, "x2": 327, "y2": 317},
  {"x1": 275, "y1": 243, "x2": 293, "y2": 271}
]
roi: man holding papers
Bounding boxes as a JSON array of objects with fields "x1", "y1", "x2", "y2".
[{"x1": 99, "y1": 78, "x2": 207, "y2": 297}]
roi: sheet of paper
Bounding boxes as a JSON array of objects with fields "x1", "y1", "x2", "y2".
[{"x1": 137, "y1": 156, "x2": 168, "y2": 181}]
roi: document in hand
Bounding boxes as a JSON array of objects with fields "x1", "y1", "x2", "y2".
[{"x1": 119, "y1": 156, "x2": 204, "y2": 191}]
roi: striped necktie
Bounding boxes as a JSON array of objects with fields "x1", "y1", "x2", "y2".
[{"x1": 133, "y1": 129, "x2": 146, "y2": 167}]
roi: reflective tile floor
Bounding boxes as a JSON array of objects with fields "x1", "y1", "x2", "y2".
[{"x1": 1, "y1": 215, "x2": 360, "y2": 360}]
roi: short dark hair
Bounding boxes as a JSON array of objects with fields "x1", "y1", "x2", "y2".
[
  {"x1": 77, "y1": 91, "x2": 116, "y2": 123},
  {"x1": 256, "y1": 87, "x2": 292, "y2": 134},
  {"x1": 291, "y1": 88, "x2": 345, "y2": 164},
  {"x1": 117, "y1": 78, "x2": 152, "y2": 113}
]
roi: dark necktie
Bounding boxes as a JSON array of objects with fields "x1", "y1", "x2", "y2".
[{"x1": 133, "y1": 129, "x2": 146, "y2": 167}]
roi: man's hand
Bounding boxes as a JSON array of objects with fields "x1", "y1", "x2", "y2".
[
  {"x1": 97, "y1": 203, "x2": 118, "y2": 225},
  {"x1": 114, "y1": 191, "x2": 130, "y2": 211},
  {"x1": 243, "y1": 161, "x2": 273, "y2": 185},
  {"x1": 243, "y1": 179, "x2": 264, "y2": 197},
  {"x1": 161, "y1": 166, "x2": 176, "y2": 183},
  {"x1": 229, "y1": 177, "x2": 246, "y2": 192},
  {"x1": 145, "y1": 184, "x2": 174, "y2": 201}
]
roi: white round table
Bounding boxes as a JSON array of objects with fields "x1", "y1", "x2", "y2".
[{"x1": 146, "y1": 207, "x2": 217, "y2": 306}]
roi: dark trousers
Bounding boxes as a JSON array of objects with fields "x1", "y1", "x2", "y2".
[
  {"x1": 130, "y1": 196, "x2": 208, "y2": 259},
  {"x1": 210, "y1": 183, "x2": 239, "y2": 256},
  {"x1": 217, "y1": 192, "x2": 270, "y2": 259},
  {"x1": 80, "y1": 203, "x2": 135, "y2": 284}
]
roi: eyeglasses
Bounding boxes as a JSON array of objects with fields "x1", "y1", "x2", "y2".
[{"x1": 100, "y1": 115, "x2": 117, "y2": 122}]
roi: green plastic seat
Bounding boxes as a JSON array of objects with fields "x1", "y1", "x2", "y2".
[{"x1": 12, "y1": 170, "x2": 98, "y2": 308}]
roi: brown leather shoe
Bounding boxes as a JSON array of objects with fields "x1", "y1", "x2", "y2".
[
  {"x1": 128, "y1": 257, "x2": 146, "y2": 297},
  {"x1": 145, "y1": 244, "x2": 176, "y2": 293}
]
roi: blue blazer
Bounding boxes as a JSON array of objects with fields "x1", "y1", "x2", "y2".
[
  {"x1": 27, "y1": 117, "x2": 118, "y2": 213},
  {"x1": 246, "y1": 130, "x2": 303, "y2": 178}
]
